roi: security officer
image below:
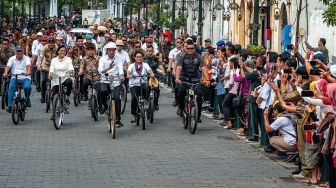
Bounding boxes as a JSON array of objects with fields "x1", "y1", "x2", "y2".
[
  {"x1": 175, "y1": 41, "x2": 210, "y2": 123},
  {"x1": 144, "y1": 45, "x2": 164, "y2": 110},
  {"x1": 37, "y1": 36, "x2": 57, "y2": 103},
  {"x1": 0, "y1": 38, "x2": 15, "y2": 92}
]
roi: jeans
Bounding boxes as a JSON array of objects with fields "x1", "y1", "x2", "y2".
[
  {"x1": 8, "y1": 78, "x2": 32, "y2": 107},
  {"x1": 177, "y1": 82, "x2": 202, "y2": 118}
]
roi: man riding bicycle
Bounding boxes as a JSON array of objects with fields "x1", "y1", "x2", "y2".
[
  {"x1": 98, "y1": 42, "x2": 125, "y2": 127},
  {"x1": 37, "y1": 36, "x2": 58, "y2": 103},
  {"x1": 175, "y1": 41, "x2": 210, "y2": 123},
  {"x1": 3, "y1": 45, "x2": 32, "y2": 113},
  {"x1": 144, "y1": 45, "x2": 164, "y2": 110},
  {"x1": 79, "y1": 43, "x2": 100, "y2": 101}
]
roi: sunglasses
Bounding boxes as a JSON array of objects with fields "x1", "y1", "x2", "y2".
[
  {"x1": 135, "y1": 46, "x2": 141, "y2": 48},
  {"x1": 187, "y1": 48, "x2": 195, "y2": 50}
]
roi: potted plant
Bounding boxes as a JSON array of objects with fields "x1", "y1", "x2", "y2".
[{"x1": 247, "y1": 45, "x2": 266, "y2": 57}]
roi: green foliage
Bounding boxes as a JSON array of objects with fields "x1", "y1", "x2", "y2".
[
  {"x1": 1, "y1": 0, "x2": 28, "y2": 19},
  {"x1": 320, "y1": 0, "x2": 336, "y2": 26}
]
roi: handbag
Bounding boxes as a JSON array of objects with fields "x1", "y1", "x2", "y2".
[{"x1": 232, "y1": 81, "x2": 244, "y2": 108}]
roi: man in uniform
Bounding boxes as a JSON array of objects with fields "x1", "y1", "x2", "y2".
[{"x1": 0, "y1": 38, "x2": 15, "y2": 92}]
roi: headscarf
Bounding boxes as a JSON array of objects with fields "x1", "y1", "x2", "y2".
[{"x1": 316, "y1": 79, "x2": 328, "y2": 97}]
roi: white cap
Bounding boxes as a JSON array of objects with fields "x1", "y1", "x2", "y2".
[
  {"x1": 330, "y1": 64, "x2": 336, "y2": 78},
  {"x1": 105, "y1": 42, "x2": 116, "y2": 49},
  {"x1": 37, "y1": 32, "x2": 43, "y2": 36}
]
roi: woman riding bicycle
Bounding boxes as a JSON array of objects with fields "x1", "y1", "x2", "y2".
[
  {"x1": 49, "y1": 45, "x2": 74, "y2": 103},
  {"x1": 127, "y1": 51, "x2": 155, "y2": 123}
]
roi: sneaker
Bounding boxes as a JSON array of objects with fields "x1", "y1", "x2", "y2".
[
  {"x1": 197, "y1": 117, "x2": 202, "y2": 123},
  {"x1": 292, "y1": 167, "x2": 301, "y2": 175},
  {"x1": 131, "y1": 115, "x2": 136, "y2": 123},
  {"x1": 220, "y1": 121, "x2": 226, "y2": 126},
  {"x1": 176, "y1": 108, "x2": 182, "y2": 116},
  {"x1": 172, "y1": 100, "x2": 178, "y2": 107},
  {"x1": 116, "y1": 121, "x2": 124, "y2": 128},
  {"x1": 292, "y1": 173, "x2": 305, "y2": 179},
  {"x1": 99, "y1": 107, "x2": 105, "y2": 115},
  {"x1": 155, "y1": 105, "x2": 159, "y2": 111},
  {"x1": 7, "y1": 107, "x2": 12, "y2": 113},
  {"x1": 26, "y1": 102, "x2": 31, "y2": 107}
]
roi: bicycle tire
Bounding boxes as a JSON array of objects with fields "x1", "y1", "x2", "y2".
[
  {"x1": 110, "y1": 100, "x2": 116, "y2": 139},
  {"x1": 91, "y1": 96, "x2": 98, "y2": 121},
  {"x1": 141, "y1": 107, "x2": 145, "y2": 130},
  {"x1": 120, "y1": 84, "x2": 127, "y2": 114},
  {"x1": 136, "y1": 109, "x2": 140, "y2": 126},
  {"x1": 52, "y1": 95, "x2": 62, "y2": 130},
  {"x1": 45, "y1": 90, "x2": 50, "y2": 113},
  {"x1": 19, "y1": 101, "x2": 25, "y2": 121},
  {"x1": 11, "y1": 101, "x2": 19, "y2": 125},
  {"x1": 73, "y1": 92, "x2": 79, "y2": 106},
  {"x1": 1, "y1": 81, "x2": 8, "y2": 109},
  {"x1": 189, "y1": 99, "x2": 198, "y2": 134},
  {"x1": 149, "y1": 99, "x2": 154, "y2": 124},
  {"x1": 182, "y1": 98, "x2": 188, "y2": 129}
]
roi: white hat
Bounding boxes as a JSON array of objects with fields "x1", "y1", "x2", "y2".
[
  {"x1": 116, "y1": 40, "x2": 124, "y2": 46},
  {"x1": 330, "y1": 64, "x2": 336, "y2": 78},
  {"x1": 37, "y1": 32, "x2": 43, "y2": 36},
  {"x1": 105, "y1": 42, "x2": 116, "y2": 49}
]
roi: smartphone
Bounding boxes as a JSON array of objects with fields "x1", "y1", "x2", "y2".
[
  {"x1": 287, "y1": 44, "x2": 293, "y2": 50},
  {"x1": 309, "y1": 60, "x2": 317, "y2": 66},
  {"x1": 310, "y1": 69, "x2": 321, "y2": 75},
  {"x1": 284, "y1": 68, "x2": 292, "y2": 74},
  {"x1": 304, "y1": 124, "x2": 317, "y2": 131},
  {"x1": 301, "y1": 90, "x2": 314, "y2": 97}
]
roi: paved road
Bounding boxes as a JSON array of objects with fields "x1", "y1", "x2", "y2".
[{"x1": 0, "y1": 85, "x2": 309, "y2": 188}]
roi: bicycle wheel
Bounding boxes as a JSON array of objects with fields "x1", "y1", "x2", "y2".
[
  {"x1": 182, "y1": 98, "x2": 188, "y2": 129},
  {"x1": 45, "y1": 90, "x2": 51, "y2": 113},
  {"x1": 141, "y1": 107, "x2": 145, "y2": 130},
  {"x1": 110, "y1": 100, "x2": 116, "y2": 139},
  {"x1": 120, "y1": 84, "x2": 127, "y2": 114},
  {"x1": 19, "y1": 101, "x2": 25, "y2": 121},
  {"x1": 149, "y1": 99, "x2": 154, "y2": 124},
  {"x1": 1, "y1": 80, "x2": 8, "y2": 109},
  {"x1": 136, "y1": 108, "x2": 140, "y2": 126},
  {"x1": 90, "y1": 96, "x2": 98, "y2": 121},
  {"x1": 11, "y1": 101, "x2": 19, "y2": 125},
  {"x1": 189, "y1": 99, "x2": 198, "y2": 134},
  {"x1": 52, "y1": 95, "x2": 63, "y2": 130}
]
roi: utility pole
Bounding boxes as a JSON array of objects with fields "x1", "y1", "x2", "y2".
[
  {"x1": 252, "y1": 0, "x2": 259, "y2": 45},
  {"x1": 295, "y1": 0, "x2": 303, "y2": 47},
  {"x1": 172, "y1": 0, "x2": 176, "y2": 41},
  {"x1": 197, "y1": 0, "x2": 203, "y2": 46}
]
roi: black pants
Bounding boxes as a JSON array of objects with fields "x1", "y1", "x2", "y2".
[
  {"x1": 81, "y1": 78, "x2": 91, "y2": 96},
  {"x1": 130, "y1": 84, "x2": 148, "y2": 115},
  {"x1": 40, "y1": 70, "x2": 49, "y2": 99},
  {"x1": 51, "y1": 78, "x2": 73, "y2": 97},
  {"x1": 34, "y1": 67, "x2": 40, "y2": 89},
  {"x1": 222, "y1": 93, "x2": 237, "y2": 122},
  {"x1": 177, "y1": 83, "x2": 202, "y2": 118},
  {"x1": 97, "y1": 83, "x2": 121, "y2": 121}
]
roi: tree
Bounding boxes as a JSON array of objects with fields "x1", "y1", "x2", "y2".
[{"x1": 320, "y1": 0, "x2": 336, "y2": 26}]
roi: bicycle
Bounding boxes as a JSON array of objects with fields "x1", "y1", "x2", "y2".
[
  {"x1": 120, "y1": 81, "x2": 127, "y2": 114},
  {"x1": 73, "y1": 65, "x2": 81, "y2": 106},
  {"x1": 11, "y1": 73, "x2": 27, "y2": 125},
  {"x1": 1, "y1": 77, "x2": 9, "y2": 110},
  {"x1": 88, "y1": 82, "x2": 99, "y2": 121},
  {"x1": 181, "y1": 81, "x2": 200, "y2": 134},
  {"x1": 51, "y1": 74, "x2": 69, "y2": 130},
  {"x1": 105, "y1": 73, "x2": 117, "y2": 139},
  {"x1": 146, "y1": 86, "x2": 155, "y2": 124},
  {"x1": 132, "y1": 75, "x2": 148, "y2": 130},
  {"x1": 45, "y1": 79, "x2": 52, "y2": 113}
]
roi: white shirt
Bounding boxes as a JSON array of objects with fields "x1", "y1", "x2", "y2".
[
  {"x1": 33, "y1": 43, "x2": 44, "y2": 56},
  {"x1": 31, "y1": 39, "x2": 41, "y2": 55},
  {"x1": 270, "y1": 116, "x2": 296, "y2": 145},
  {"x1": 127, "y1": 62, "x2": 151, "y2": 87},
  {"x1": 57, "y1": 29, "x2": 66, "y2": 37},
  {"x1": 228, "y1": 69, "x2": 240, "y2": 94},
  {"x1": 98, "y1": 55, "x2": 124, "y2": 86},
  {"x1": 115, "y1": 50, "x2": 130, "y2": 70},
  {"x1": 49, "y1": 56, "x2": 74, "y2": 87},
  {"x1": 7, "y1": 55, "x2": 31, "y2": 80},
  {"x1": 168, "y1": 48, "x2": 182, "y2": 67},
  {"x1": 141, "y1": 42, "x2": 159, "y2": 55}
]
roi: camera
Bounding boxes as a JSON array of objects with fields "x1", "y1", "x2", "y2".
[
  {"x1": 310, "y1": 69, "x2": 321, "y2": 75},
  {"x1": 283, "y1": 68, "x2": 292, "y2": 74},
  {"x1": 301, "y1": 90, "x2": 314, "y2": 97}
]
